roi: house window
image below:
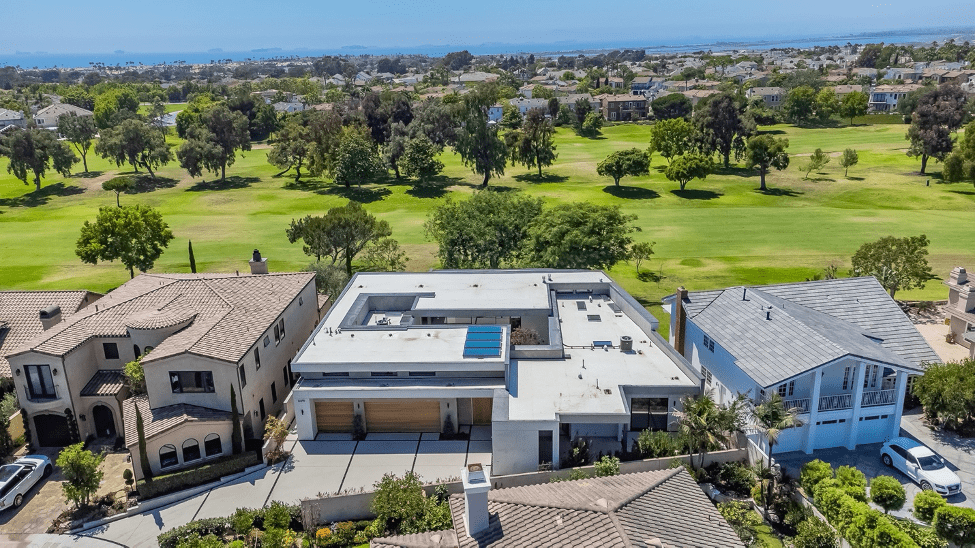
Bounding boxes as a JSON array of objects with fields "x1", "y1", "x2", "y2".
[
  {"x1": 159, "y1": 444, "x2": 178, "y2": 468},
  {"x1": 271, "y1": 382, "x2": 278, "y2": 404},
  {"x1": 169, "y1": 371, "x2": 215, "y2": 393},
  {"x1": 25, "y1": 365, "x2": 56, "y2": 399},
  {"x1": 279, "y1": 319, "x2": 285, "y2": 338},
  {"x1": 630, "y1": 397, "x2": 668, "y2": 431},
  {"x1": 204, "y1": 434, "x2": 222, "y2": 457},
  {"x1": 700, "y1": 366, "x2": 713, "y2": 385},
  {"x1": 299, "y1": 296, "x2": 304, "y2": 306},
  {"x1": 264, "y1": 335, "x2": 270, "y2": 347},
  {"x1": 371, "y1": 372, "x2": 397, "y2": 377},
  {"x1": 864, "y1": 364, "x2": 878, "y2": 388},
  {"x1": 133, "y1": 345, "x2": 141, "y2": 359},
  {"x1": 842, "y1": 366, "x2": 851, "y2": 390},
  {"x1": 702, "y1": 335, "x2": 715, "y2": 352},
  {"x1": 283, "y1": 363, "x2": 290, "y2": 388},
  {"x1": 254, "y1": 348, "x2": 261, "y2": 370},
  {"x1": 259, "y1": 398, "x2": 266, "y2": 421},
  {"x1": 182, "y1": 439, "x2": 201, "y2": 462},
  {"x1": 587, "y1": 315, "x2": 601, "y2": 322},
  {"x1": 239, "y1": 364, "x2": 247, "y2": 388},
  {"x1": 274, "y1": 324, "x2": 281, "y2": 343},
  {"x1": 409, "y1": 371, "x2": 436, "y2": 376},
  {"x1": 322, "y1": 372, "x2": 349, "y2": 377},
  {"x1": 103, "y1": 343, "x2": 119, "y2": 360}
]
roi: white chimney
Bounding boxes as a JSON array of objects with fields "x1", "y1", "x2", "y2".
[
  {"x1": 249, "y1": 249, "x2": 268, "y2": 275},
  {"x1": 461, "y1": 463, "x2": 492, "y2": 537},
  {"x1": 957, "y1": 267, "x2": 969, "y2": 284},
  {"x1": 39, "y1": 305, "x2": 62, "y2": 331}
]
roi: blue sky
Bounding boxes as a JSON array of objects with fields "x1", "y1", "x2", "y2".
[{"x1": 2, "y1": 0, "x2": 974, "y2": 54}]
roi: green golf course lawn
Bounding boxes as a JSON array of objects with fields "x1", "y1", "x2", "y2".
[{"x1": 0, "y1": 119, "x2": 972, "y2": 335}]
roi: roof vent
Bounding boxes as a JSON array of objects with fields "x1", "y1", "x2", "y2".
[{"x1": 620, "y1": 335, "x2": 633, "y2": 352}]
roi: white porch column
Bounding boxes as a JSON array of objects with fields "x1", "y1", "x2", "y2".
[
  {"x1": 552, "y1": 429, "x2": 561, "y2": 470},
  {"x1": 891, "y1": 370, "x2": 908, "y2": 439},
  {"x1": 847, "y1": 362, "x2": 867, "y2": 450},
  {"x1": 804, "y1": 367, "x2": 823, "y2": 454}
]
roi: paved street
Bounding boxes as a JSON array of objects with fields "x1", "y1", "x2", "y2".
[{"x1": 77, "y1": 428, "x2": 492, "y2": 547}]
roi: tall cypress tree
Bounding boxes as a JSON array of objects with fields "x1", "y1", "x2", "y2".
[
  {"x1": 188, "y1": 240, "x2": 197, "y2": 273},
  {"x1": 135, "y1": 404, "x2": 152, "y2": 482},
  {"x1": 230, "y1": 385, "x2": 243, "y2": 454}
]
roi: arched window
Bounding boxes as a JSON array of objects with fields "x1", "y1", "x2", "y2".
[
  {"x1": 133, "y1": 345, "x2": 141, "y2": 359},
  {"x1": 204, "y1": 433, "x2": 222, "y2": 457},
  {"x1": 182, "y1": 438, "x2": 201, "y2": 462},
  {"x1": 159, "y1": 444, "x2": 178, "y2": 468},
  {"x1": 144, "y1": 346, "x2": 154, "y2": 354}
]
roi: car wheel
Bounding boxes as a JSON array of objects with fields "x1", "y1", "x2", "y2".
[
  {"x1": 12, "y1": 495, "x2": 22, "y2": 508},
  {"x1": 920, "y1": 481, "x2": 933, "y2": 491},
  {"x1": 881, "y1": 453, "x2": 892, "y2": 467},
  {"x1": 43, "y1": 464, "x2": 52, "y2": 478}
]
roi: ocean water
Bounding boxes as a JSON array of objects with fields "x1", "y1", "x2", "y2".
[{"x1": 2, "y1": 26, "x2": 973, "y2": 69}]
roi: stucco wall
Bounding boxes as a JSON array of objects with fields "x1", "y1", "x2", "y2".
[
  {"x1": 128, "y1": 419, "x2": 233, "y2": 479},
  {"x1": 491, "y1": 419, "x2": 558, "y2": 475}
]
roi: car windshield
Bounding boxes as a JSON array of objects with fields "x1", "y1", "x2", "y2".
[
  {"x1": 917, "y1": 454, "x2": 944, "y2": 471},
  {"x1": 0, "y1": 465, "x2": 21, "y2": 484}
]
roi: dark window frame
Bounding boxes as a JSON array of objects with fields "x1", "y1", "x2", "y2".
[
  {"x1": 204, "y1": 434, "x2": 222, "y2": 457},
  {"x1": 182, "y1": 439, "x2": 201, "y2": 462},
  {"x1": 630, "y1": 397, "x2": 669, "y2": 431},
  {"x1": 169, "y1": 371, "x2": 215, "y2": 394},
  {"x1": 159, "y1": 444, "x2": 179, "y2": 468},
  {"x1": 103, "y1": 342, "x2": 120, "y2": 360},
  {"x1": 271, "y1": 382, "x2": 278, "y2": 404},
  {"x1": 25, "y1": 364, "x2": 56, "y2": 399}
]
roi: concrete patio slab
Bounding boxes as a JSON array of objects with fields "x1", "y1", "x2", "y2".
[
  {"x1": 466, "y1": 440, "x2": 493, "y2": 466},
  {"x1": 365, "y1": 433, "x2": 421, "y2": 441},
  {"x1": 421, "y1": 432, "x2": 441, "y2": 441},
  {"x1": 344, "y1": 455, "x2": 416, "y2": 492},
  {"x1": 413, "y1": 464, "x2": 464, "y2": 484},
  {"x1": 268, "y1": 464, "x2": 347, "y2": 503},
  {"x1": 80, "y1": 492, "x2": 209, "y2": 548},
  {"x1": 291, "y1": 440, "x2": 357, "y2": 461},
  {"x1": 354, "y1": 441, "x2": 418, "y2": 455},
  {"x1": 470, "y1": 426, "x2": 492, "y2": 441},
  {"x1": 416, "y1": 441, "x2": 468, "y2": 455},
  {"x1": 315, "y1": 433, "x2": 353, "y2": 441},
  {"x1": 193, "y1": 465, "x2": 282, "y2": 520}
]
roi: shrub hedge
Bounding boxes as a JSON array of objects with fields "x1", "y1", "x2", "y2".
[
  {"x1": 912, "y1": 490, "x2": 946, "y2": 523},
  {"x1": 138, "y1": 452, "x2": 261, "y2": 500},
  {"x1": 933, "y1": 505, "x2": 975, "y2": 547},
  {"x1": 800, "y1": 459, "x2": 833, "y2": 495},
  {"x1": 813, "y1": 483, "x2": 914, "y2": 547}
]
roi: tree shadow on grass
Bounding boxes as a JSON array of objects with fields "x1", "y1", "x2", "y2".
[
  {"x1": 756, "y1": 187, "x2": 803, "y2": 197},
  {"x1": 670, "y1": 188, "x2": 723, "y2": 200},
  {"x1": 74, "y1": 171, "x2": 104, "y2": 179},
  {"x1": 602, "y1": 185, "x2": 660, "y2": 200},
  {"x1": 757, "y1": 129, "x2": 788, "y2": 135},
  {"x1": 512, "y1": 173, "x2": 569, "y2": 184},
  {"x1": 129, "y1": 174, "x2": 179, "y2": 194},
  {"x1": 845, "y1": 176, "x2": 865, "y2": 181},
  {"x1": 807, "y1": 176, "x2": 837, "y2": 183},
  {"x1": 321, "y1": 185, "x2": 392, "y2": 203},
  {"x1": 186, "y1": 176, "x2": 260, "y2": 192},
  {"x1": 0, "y1": 183, "x2": 84, "y2": 208},
  {"x1": 281, "y1": 178, "x2": 329, "y2": 192},
  {"x1": 948, "y1": 189, "x2": 975, "y2": 196},
  {"x1": 637, "y1": 270, "x2": 665, "y2": 283},
  {"x1": 712, "y1": 166, "x2": 755, "y2": 178}
]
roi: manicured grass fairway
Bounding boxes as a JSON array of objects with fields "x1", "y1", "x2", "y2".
[{"x1": 0, "y1": 121, "x2": 973, "y2": 335}]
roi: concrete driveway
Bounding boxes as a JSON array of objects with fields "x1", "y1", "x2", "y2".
[
  {"x1": 78, "y1": 427, "x2": 492, "y2": 547},
  {"x1": 776, "y1": 411, "x2": 973, "y2": 519}
]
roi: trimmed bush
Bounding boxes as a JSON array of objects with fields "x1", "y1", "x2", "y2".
[
  {"x1": 637, "y1": 429, "x2": 676, "y2": 458},
  {"x1": 263, "y1": 501, "x2": 292, "y2": 531},
  {"x1": 593, "y1": 455, "x2": 620, "y2": 477},
  {"x1": 716, "y1": 461, "x2": 756, "y2": 497},
  {"x1": 912, "y1": 490, "x2": 946, "y2": 523},
  {"x1": 892, "y1": 517, "x2": 947, "y2": 548},
  {"x1": 137, "y1": 452, "x2": 261, "y2": 500},
  {"x1": 814, "y1": 485, "x2": 915, "y2": 548},
  {"x1": 933, "y1": 505, "x2": 975, "y2": 547},
  {"x1": 869, "y1": 476, "x2": 906, "y2": 514},
  {"x1": 788, "y1": 515, "x2": 839, "y2": 548},
  {"x1": 835, "y1": 465, "x2": 867, "y2": 491},
  {"x1": 158, "y1": 517, "x2": 229, "y2": 548},
  {"x1": 801, "y1": 459, "x2": 834, "y2": 495}
]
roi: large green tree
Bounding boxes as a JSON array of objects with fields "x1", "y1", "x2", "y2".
[
  {"x1": 913, "y1": 358, "x2": 975, "y2": 433},
  {"x1": 426, "y1": 191, "x2": 543, "y2": 269},
  {"x1": 905, "y1": 83, "x2": 970, "y2": 174},
  {"x1": 651, "y1": 93, "x2": 693, "y2": 120},
  {"x1": 334, "y1": 127, "x2": 385, "y2": 187},
  {"x1": 783, "y1": 86, "x2": 818, "y2": 125},
  {"x1": 57, "y1": 112, "x2": 97, "y2": 173},
  {"x1": 850, "y1": 234, "x2": 933, "y2": 298},
  {"x1": 597, "y1": 148, "x2": 650, "y2": 186},
  {"x1": 95, "y1": 119, "x2": 173, "y2": 178},
  {"x1": 93, "y1": 87, "x2": 139, "y2": 129},
  {"x1": 838, "y1": 91, "x2": 869, "y2": 125},
  {"x1": 648, "y1": 118, "x2": 693, "y2": 165},
  {"x1": 941, "y1": 121, "x2": 975, "y2": 182},
  {"x1": 454, "y1": 86, "x2": 508, "y2": 186},
  {"x1": 0, "y1": 127, "x2": 77, "y2": 191},
  {"x1": 693, "y1": 93, "x2": 755, "y2": 167},
  {"x1": 56, "y1": 443, "x2": 105, "y2": 507},
  {"x1": 744, "y1": 135, "x2": 790, "y2": 191},
  {"x1": 75, "y1": 204, "x2": 175, "y2": 278},
  {"x1": 664, "y1": 152, "x2": 713, "y2": 190},
  {"x1": 267, "y1": 117, "x2": 312, "y2": 181},
  {"x1": 288, "y1": 201, "x2": 392, "y2": 276},
  {"x1": 177, "y1": 105, "x2": 251, "y2": 181},
  {"x1": 400, "y1": 136, "x2": 444, "y2": 182},
  {"x1": 523, "y1": 203, "x2": 638, "y2": 270},
  {"x1": 509, "y1": 108, "x2": 557, "y2": 177},
  {"x1": 671, "y1": 392, "x2": 747, "y2": 471}
]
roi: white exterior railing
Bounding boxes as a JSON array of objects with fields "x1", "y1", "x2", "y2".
[
  {"x1": 861, "y1": 389, "x2": 896, "y2": 407},
  {"x1": 818, "y1": 393, "x2": 853, "y2": 412}
]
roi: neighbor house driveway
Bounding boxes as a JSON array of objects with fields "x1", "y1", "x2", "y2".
[{"x1": 78, "y1": 428, "x2": 491, "y2": 547}]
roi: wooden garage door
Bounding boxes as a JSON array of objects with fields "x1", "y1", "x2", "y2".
[
  {"x1": 472, "y1": 398, "x2": 493, "y2": 425},
  {"x1": 314, "y1": 401, "x2": 354, "y2": 433},
  {"x1": 365, "y1": 401, "x2": 440, "y2": 432}
]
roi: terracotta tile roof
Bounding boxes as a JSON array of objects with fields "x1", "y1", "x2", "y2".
[
  {"x1": 372, "y1": 530, "x2": 458, "y2": 548},
  {"x1": 122, "y1": 395, "x2": 230, "y2": 447},
  {"x1": 11, "y1": 272, "x2": 315, "y2": 367},
  {"x1": 80, "y1": 370, "x2": 126, "y2": 397},
  {"x1": 374, "y1": 468, "x2": 743, "y2": 548},
  {"x1": 0, "y1": 291, "x2": 97, "y2": 377}
]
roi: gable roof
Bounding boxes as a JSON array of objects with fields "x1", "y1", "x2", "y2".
[
  {"x1": 122, "y1": 395, "x2": 230, "y2": 447},
  {"x1": 371, "y1": 468, "x2": 742, "y2": 548},
  {"x1": 0, "y1": 291, "x2": 97, "y2": 377},
  {"x1": 675, "y1": 277, "x2": 939, "y2": 386},
  {"x1": 34, "y1": 103, "x2": 93, "y2": 119},
  {"x1": 11, "y1": 273, "x2": 314, "y2": 366}
]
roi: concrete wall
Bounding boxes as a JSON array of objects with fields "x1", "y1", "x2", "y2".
[
  {"x1": 128, "y1": 419, "x2": 233, "y2": 479},
  {"x1": 491, "y1": 419, "x2": 559, "y2": 475}
]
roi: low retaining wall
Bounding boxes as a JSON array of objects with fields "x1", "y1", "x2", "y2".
[{"x1": 300, "y1": 446, "x2": 747, "y2": 526}]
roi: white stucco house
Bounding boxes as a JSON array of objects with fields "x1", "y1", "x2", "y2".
[
  {"x1": 288, "y1": 270, "x2": 701, "y2": 476},
  {"x1": 663, "y1": 278, "x2": 941, "y2": 456},
  {"x1": 32, "y1": 103, "x2": 93, "y2": 131}
]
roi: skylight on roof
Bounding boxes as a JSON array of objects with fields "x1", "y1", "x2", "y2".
[{"x1": 463, "y1": 325, "x2": 502, "y2": 358}]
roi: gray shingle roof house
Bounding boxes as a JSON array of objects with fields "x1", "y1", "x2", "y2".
[
  {"x1": 32, "y1": 103, "x2": 93, "y2": 130},
  {"x1": 663, "y1": 277, "x2": 939, "y2": 456},
  {"x1": 371, "y1": 468, "x2": 743, "y2": 548}
]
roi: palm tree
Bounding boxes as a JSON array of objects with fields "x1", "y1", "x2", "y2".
[
  {"x1": 672, "y1": 392, "x2": 749, "y2": 471},
  {"x1": 753, "y1": 394, "x2": 802, "y2": 517}
]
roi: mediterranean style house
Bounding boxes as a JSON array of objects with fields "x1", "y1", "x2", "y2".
[
  {"x1": 289, "y1": 270, "x2": 701, "y2": 476},
  {"x1": 8, "y1": 260, "x2": 320, "y2": 479},
  {"x1": 663, "y1": 277, "x2": 941, "y2": 456},
  {"x1": 944, "y1": 267, "x2": 975, "y2": 358},
  {"x1": 32, "y1": 103, "x2": 94, "y2": 131}
]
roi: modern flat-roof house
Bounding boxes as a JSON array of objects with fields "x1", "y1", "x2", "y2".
[
  {"x1": 32, "y1": 103, "x2": 94, "y2": 131},
  {"x1": 370, "y1": 467, "x2": 742, "y2": 548},
  {"x1": 663, "y1": 278, "x2": 940, "y2": 456},
  {"x1": 944, "y1": 267, "x2": 975, "y2": 358},
  {"x1": 289, "y1": 270, "x2": 701, "y2": 476},
  {"x1": 8, "y1": 260, "x2": 319, "y2": 479}
]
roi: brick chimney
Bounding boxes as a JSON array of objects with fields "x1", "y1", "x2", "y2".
[
  {"x1": 249, "y1": 249, "x2": 268, "y2": 275},
  {"x1": 672, "y1": 287, "x2": 688, "y2": 354},
  {"x1": 461, "y1": 463, "x2": 492, "y2": 537},
  {"x1": 39, "y1": 305, "x2": 62, "y2": 331}
]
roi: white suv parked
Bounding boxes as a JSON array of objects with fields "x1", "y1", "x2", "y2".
[{"x1": 880, "y1": 437, "x2": 961, "y2": 496}]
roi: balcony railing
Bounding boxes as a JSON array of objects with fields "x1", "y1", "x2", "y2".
[
  {"x1": 818, "y1": 393, "x2": 853, "y2": 412},
  {"x1": 23, "y1": 384, "x2": 60, "y2": 403},
  {"x1": 861, "y1": 389, "x2": 896, "y2": 407},
  {"x1": 783, "y1": 398, "x2": 810, "y2": 414}
]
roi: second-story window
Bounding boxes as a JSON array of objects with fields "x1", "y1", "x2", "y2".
[
  {"x1": 239, "y1": 363, "x2": 247, "y2": 388},
  {"x1": 170, "y1": 371, "x2": 215, "y2": 393},
  {"x1": 274, "y1": 324, "x2": 281, "y2": 343},
  {"x1": 842, "y1": 366, "x2": 851, "y2": 390},
  {"x1": 279, "y1": 319, "x2": 285, "y2": 338},
  {"x1": 103, "y1": 343, "x2": 119, "y2": 360},
  {"x1": 254, "y1": 348, "x2": 261, "y2": 370},
  {"x1": 271, "y1": 382, "x2": 277, "y2": 404},
  {"x1": 25, "y1": 365, "x2": 55, "y2": 399}
]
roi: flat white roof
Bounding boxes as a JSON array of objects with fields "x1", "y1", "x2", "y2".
[{"x1": 506, "y1": 294, "x2": 697, "y2": 421}]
